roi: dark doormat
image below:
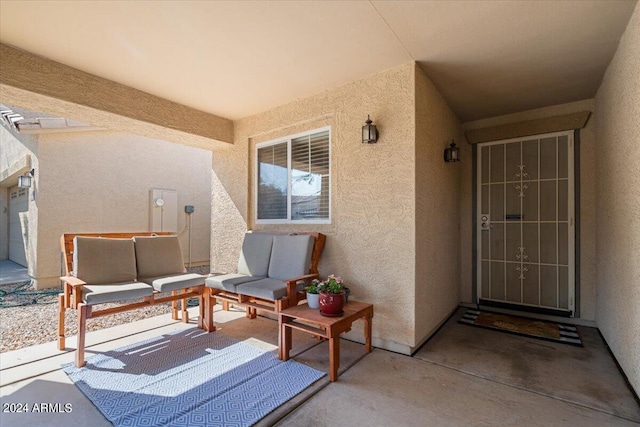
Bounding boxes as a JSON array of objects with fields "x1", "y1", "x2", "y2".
[{"x1": 459, "y1": 308, "x2": 582, "y2": 346}]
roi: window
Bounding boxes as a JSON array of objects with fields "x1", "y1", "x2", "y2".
[{"x1": 255, "y1": 127, "x2": 330, "y2": 224}]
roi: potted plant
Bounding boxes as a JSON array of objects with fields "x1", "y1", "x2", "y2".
[
  {"x1": 318, "y1": 274, "x2": 346, "y2": 317},
  {"x1": 305, "y1": 280, "x2": 323, "y2": 309}
]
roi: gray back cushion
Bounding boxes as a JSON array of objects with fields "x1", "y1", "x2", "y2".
[
  {"x1": 237, "y1": 233, "x2": 274, "y2": 277},
  {"x1": 73, "y1": 237, "x2": 137, "y2": 285},
  {"x1": 268, "y1": 234, "x2": 314, "y2": 280},
  {"x1": 134, "y1": 236, "x2": 186, "y2": 279}
]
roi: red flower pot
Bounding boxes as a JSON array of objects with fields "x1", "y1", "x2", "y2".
[{"x1": 319, "y1": 291, "x2": 345, "y2": 317}]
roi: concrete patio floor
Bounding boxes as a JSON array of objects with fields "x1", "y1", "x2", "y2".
[
  {"x1": 0, "y1": 260, "x2": 30, "y2": 285},
  {"x1": 1, "y1": 305, "x2": 638, "y2": 426}
]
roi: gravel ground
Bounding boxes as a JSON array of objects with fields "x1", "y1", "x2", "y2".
[{"x1": 0, "y1": 266, "x2": 210, "y2": 353}]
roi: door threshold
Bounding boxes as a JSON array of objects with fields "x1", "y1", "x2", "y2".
[
  {"x1": 460, "y1": 302, "x2": 596, "y2": 328},
  {"x1": 479, "y1": 299, "x2": 571, "y2": 317}
]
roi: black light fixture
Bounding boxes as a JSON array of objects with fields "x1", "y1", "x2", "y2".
[
  {"x1": 18, "y1": 169, "x2": 34, "y2": 188},
  {"x1": 444, "y1": 140, "x2": 460, "y2": 162},
  {"x1": 362, "y1": 115, "x2": 379, "y2": 144}
]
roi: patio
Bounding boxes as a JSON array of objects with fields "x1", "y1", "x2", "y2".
[
  {"x1": 0, "y1": 260, "x2": 30, "y2": 285},
  {"x1": 1, "y1": 2, "x2": 639, "y2": 414},
  {"x1": 1, "y1": 305, "x2": 637, "y2": 426}
]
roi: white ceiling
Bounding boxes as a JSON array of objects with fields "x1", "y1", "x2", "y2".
[{"x1": 0, "y1": 1, "x2": 636, "y2": 122}]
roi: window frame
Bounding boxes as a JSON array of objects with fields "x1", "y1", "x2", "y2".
[{"x1": 254, "y1": 126, "x2": 331, "y2": 225}]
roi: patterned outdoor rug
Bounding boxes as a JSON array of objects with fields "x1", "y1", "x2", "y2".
[
  {"x1": 459, "y1": 309, "x2": 582, "y2": 346},
  {"x1": 62, "y1": 329, "x2": 324, "y2": 427}
]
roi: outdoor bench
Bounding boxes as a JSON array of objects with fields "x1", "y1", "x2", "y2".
[
  {"x1": 203, "y1": 232, "x2": 326, "y2": 331},
  {"x1": 58, "y1": 232, "x2": 207, "y2": 367}
]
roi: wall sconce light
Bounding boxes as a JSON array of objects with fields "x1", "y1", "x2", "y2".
[
  {"x1": 444, "y1": 140, "x2": 460, "y2": 162},
  {"x1": 18, "y1": 169, "x2": 34, "y2": 188},
  {"x1": 362, "y1": 115, "x2": 379, "y2": 144}
]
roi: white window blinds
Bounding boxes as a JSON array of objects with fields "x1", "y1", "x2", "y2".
[{"x1": 256, "y1": 127, "x2": 330, "y2": 223}]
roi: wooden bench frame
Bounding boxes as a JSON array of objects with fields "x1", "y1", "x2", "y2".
[
  {"x1": 58, "y1": 232, "x2": 207, "y2": 367},
  {"x1": 204, "y1": 232, "x2": 326, "y2": 331}
]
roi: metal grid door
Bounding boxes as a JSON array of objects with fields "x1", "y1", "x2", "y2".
[{"x1": 476, "y1": 131, "x2": 575, "y2": 315}]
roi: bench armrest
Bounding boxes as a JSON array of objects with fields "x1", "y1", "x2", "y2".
[
  {"x1": 283, "y1": 273, "x2": 319, "y2": 285},
  {"x1": 284, "y1": 273, "x2": 319, "y2": 306},
  {"x1": 60, "y1": 276, "x2": 86, "y2": 309},
  {"x1": 60, "y1": 276, "x2": 86, "y2": 287}
]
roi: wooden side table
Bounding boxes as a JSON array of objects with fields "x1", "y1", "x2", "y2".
[{"x1": 278, "y1": 300, "x2": 374, "y2": 382}]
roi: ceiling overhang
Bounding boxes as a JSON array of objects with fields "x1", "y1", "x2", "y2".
[
  {"x1": 0, "y1": 43, "x2": 234, "y2": 145},
  {"x1": 465, "y1": 111, "x2": 592, "y2": 144}
]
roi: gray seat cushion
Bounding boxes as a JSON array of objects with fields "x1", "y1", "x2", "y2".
[
  {"x1": 73, "y1": 237, "x2": 137, "y2": 285},
  {"x1": 237, "y1": 233, "x2": 274, "y2": 277},
  {"x1": 82, "y1": 282, "x2": 153, "y2": 305},
  {"x1": 140, "y1": 273, "x2": 205, "y2": 293},
  {"x1": 134, "y1": 235, "x2": 186, "y2": 279},
  {"x1": 236, "y1": 278, "x2": 306, "y2": 301},
  {"x1": 205, "y1": 273, "x2": 264, "y2": 292},
  {"x1": 268, "y1": 234, "x2": 314, "y2": 281}
]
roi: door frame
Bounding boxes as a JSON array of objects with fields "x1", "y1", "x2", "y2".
[
  {"x1": 8, "y1": 185, "x2": 29, "y2": 267},
  {"x1": 475, "y1": 130, "x2": 576, "y2": 316}
]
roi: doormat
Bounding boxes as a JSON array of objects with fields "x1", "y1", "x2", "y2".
[{"x1": 459, "y1": 309, "x2": 582, "y2": 346}]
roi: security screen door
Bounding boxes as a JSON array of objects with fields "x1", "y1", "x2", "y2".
[{"x1": 477, "y1": 131, "x2": 575, "y2": 315}]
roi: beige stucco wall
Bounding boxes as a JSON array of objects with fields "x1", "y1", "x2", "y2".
[
  {"x1": 1, "y1": 43, "x2": 234, "y2": 145},
  {"x1": 462, "y1": 99, "x2": 597, "y2": 321},
  {"x1": 1, "y1": 125, "x2": 37, "y2": 176},
  {"x1": 0, "y1": 125, "x2": 39, "y2": 270},
  {"x1": 212, "y1": 63, "x2": 422, "y2": 352},
  {"x1": 414, "y1": 65, "x2": 465, "y2": 346},
  {"x1": 30, "y1": 131, "x2": 212, "y2": 287},
  {"x1": 594, "y1": 2, "x2": 640, "y2": 394}
]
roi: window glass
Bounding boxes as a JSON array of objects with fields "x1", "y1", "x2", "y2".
[
  {"x1": 256, "y1": 128, "x2": 330, "y2": 223},
  {"x1": 257, "y1": 142, "x2": 288, "y2": 220}
]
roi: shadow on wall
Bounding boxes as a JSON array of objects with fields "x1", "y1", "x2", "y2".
[{"x1": 210, "y1": 169, "x2": 248, "y2": 273}]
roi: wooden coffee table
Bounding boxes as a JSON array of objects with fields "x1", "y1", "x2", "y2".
[{"x1": 278, "y1": 300, "x2": 373, "y2": 382}]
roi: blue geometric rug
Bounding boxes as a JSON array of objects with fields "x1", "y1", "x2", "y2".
[{"x1": 62, "y1": 328, "x2": 325, "y2": 427}]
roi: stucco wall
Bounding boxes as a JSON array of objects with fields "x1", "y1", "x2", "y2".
[
  {"x1": 32, "y1": 131, "x2": 212, "y2": 287},
  {"x1": 594, "y1": 3, "x2": 640, "y2": 394},
  {"x1": 462, "y1": 99, "x2": 597, "y2": 321},
  {"x1": 212, "y1": 63, "x2": 418, "y2": 352},
  {"x1": 414, "y1": 65, "x2": 464, "y2": 347},
  {"x1": 1, "y1": 125, "x2": 37, "y2": 175}
]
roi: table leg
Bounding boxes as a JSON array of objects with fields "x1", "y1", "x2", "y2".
[
  {"x1": 329, "y1": 336, "x2": 340, "y2": 381},
  {"x1": 285, "y1": 324, "x2": 292, "y2": 356},
  {"x1": 279, "y1": 317, "x2": 292, "y2": 361},
  {"x1": 364, "y1": 312, "x2": 373, "y2": 353}
]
